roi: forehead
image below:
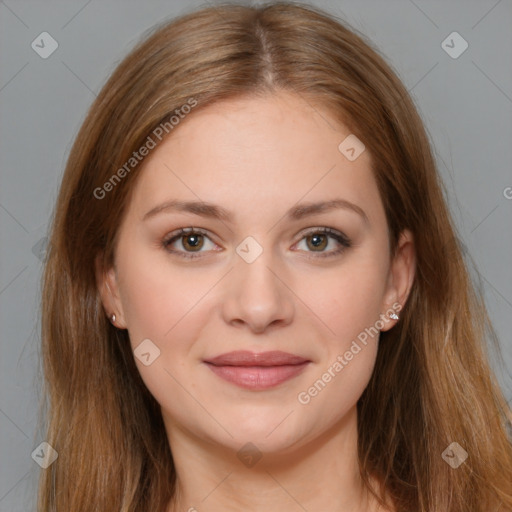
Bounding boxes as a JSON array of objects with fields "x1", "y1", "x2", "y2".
[{"x1": 124, "y1": 91, "x2": 380, "y2": 223}]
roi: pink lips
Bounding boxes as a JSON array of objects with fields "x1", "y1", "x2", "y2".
[{"x1": 203, "y1": 350, "x2": 310, "y2": 390}]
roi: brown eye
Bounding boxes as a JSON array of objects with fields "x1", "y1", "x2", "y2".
[
  {"x1": 294, "y1": 227, "x2": 352, "y2": 259},
  {"x1": 306, "y1": 233, "x2": 328, "y2": 251},
  {"x1": 162, "y1": 228, "x2": 218, "y2": 259},
  {"x1": 181, "y1": 233, "x2": 204, "y2": 252}
]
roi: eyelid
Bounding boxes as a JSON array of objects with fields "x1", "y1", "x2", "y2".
[
  {"x1": 162, "y1": 227, "x2": 221, "y2": 259},
  {"x1": 162, "y1": 226, "x2": 351, "y2": 259},
  {"x1": 291, "y1": 226, "x2": 352, "y2": 259},
  {"x1": 295, "y1": 226, "x2": 351, "y2": 245}
]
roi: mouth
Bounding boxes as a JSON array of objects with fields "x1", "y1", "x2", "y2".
[{"x1": 203, "y1": 350, "x2": 311, "y2": 390}]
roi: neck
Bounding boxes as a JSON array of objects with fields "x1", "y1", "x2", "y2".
[{"x1": 164, "y1": 406, "x2": 386, "y2": 512}]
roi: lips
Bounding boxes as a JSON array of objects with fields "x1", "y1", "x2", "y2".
[
  {"x1": 205, "y1": 350, "x2": 309, "y2": 367},
  {"x1": 203, "y1": 350, "x2": 310, "y2": 390}
]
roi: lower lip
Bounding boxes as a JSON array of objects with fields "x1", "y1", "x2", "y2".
[{"x1": 204, "y1": 362, "x2": 310, "y2": 390}]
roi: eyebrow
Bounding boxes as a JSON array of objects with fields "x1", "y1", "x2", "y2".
[{"x1": 142, "y1": 198, "x2": 369, "y2": 225}]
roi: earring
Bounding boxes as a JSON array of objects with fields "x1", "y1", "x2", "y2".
[
  {"x1": 110, "y1": 313, "x2": 116, "y2": 324},
  {"x1": 389, "y1": 312, "x2": 399, "y2": 320}
]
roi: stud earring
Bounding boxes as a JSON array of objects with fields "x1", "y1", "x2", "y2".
[
  {"x1": 110, "y1": 313, "x2": 116, "y2": 324},
  {"x1": 389, "y1": 312, "x2": 399, "y2": 320}
]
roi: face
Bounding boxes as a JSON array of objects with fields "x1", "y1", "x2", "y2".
[{"x1": 97, "y1": 91, "x2": 414, "y2": 456}]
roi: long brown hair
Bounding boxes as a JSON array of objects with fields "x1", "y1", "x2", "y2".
[{"x1": 38, "y1": 2, "x2": 512, "y2": 510}]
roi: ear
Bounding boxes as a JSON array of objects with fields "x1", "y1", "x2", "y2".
[
  {"x1": 95, "y1": 252, "x2": 127, "y2": 329},
  {"x1": 380, "y1": 229, "x2": 415, "y2": 332}
]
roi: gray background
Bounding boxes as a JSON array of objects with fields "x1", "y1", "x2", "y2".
[{"x1": 1, "y1": 0, "x2": 511, "y2": 510}]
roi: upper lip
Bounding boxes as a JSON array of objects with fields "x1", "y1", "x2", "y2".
[{"x1": 204, "y1": 350, "x2": 309, "y2": 367}]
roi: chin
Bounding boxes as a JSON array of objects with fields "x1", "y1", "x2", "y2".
[{"x1": 212, "y1": 414, "x2": 309, "y2": 454}]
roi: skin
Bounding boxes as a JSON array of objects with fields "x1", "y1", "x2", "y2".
[{"x1": 97, "y1": 90, "x2": 415, "y2": 512}]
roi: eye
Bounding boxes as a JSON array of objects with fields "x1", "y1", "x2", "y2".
[
  {"x1": 162, "y1": 226, "x2": 352, "y2": 260},
  {"x1": 293, "y1": 227, "x2": 351, "y2": 258},
  {"x1": 162, "y1": 227, "x2": 219, "y2": 259}
]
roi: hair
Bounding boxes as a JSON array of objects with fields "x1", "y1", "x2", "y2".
[{"x1": 38, "y1": 2, "x2": 512, "y2": 511}]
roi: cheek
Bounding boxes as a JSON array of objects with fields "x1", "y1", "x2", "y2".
[
  {"x1": 304, "y1": 259, "x2": 388, "y2": 347},
  {"x1": 117, "y1": 248, "x2": 218, "y2": 400},
  {"x1": 117, "y1": 254, "x2": 210, "y2": 417},
  {"x1": 293, "y1": 257, "x2": 386, "y2": 408},
  {"x1": 297, "y1": 276, "x2": 381, "y2": 421},
  {"x1": 117, "y1": 248, "x2": 206, "y2": 342}
]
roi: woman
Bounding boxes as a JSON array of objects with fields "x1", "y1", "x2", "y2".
[{"x1": 38, "y1": 2, "x2": 512, "y2": 511}]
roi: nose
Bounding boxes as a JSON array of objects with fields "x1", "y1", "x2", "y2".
[{"x1": 221, "y1": 246, "x2": 295, "y2": 335}]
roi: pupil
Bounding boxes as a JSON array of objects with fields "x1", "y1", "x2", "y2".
[
  {"x1": 309, "y1": 234, "x2": 326, "y2": 250},
  {"x1": 185, "y1": 234, "x2": 202, "y2": 250}
]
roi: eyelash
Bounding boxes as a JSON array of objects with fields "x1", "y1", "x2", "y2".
[{"x1": 161, "y1": 226, "x2": 352, "y2": 260}]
